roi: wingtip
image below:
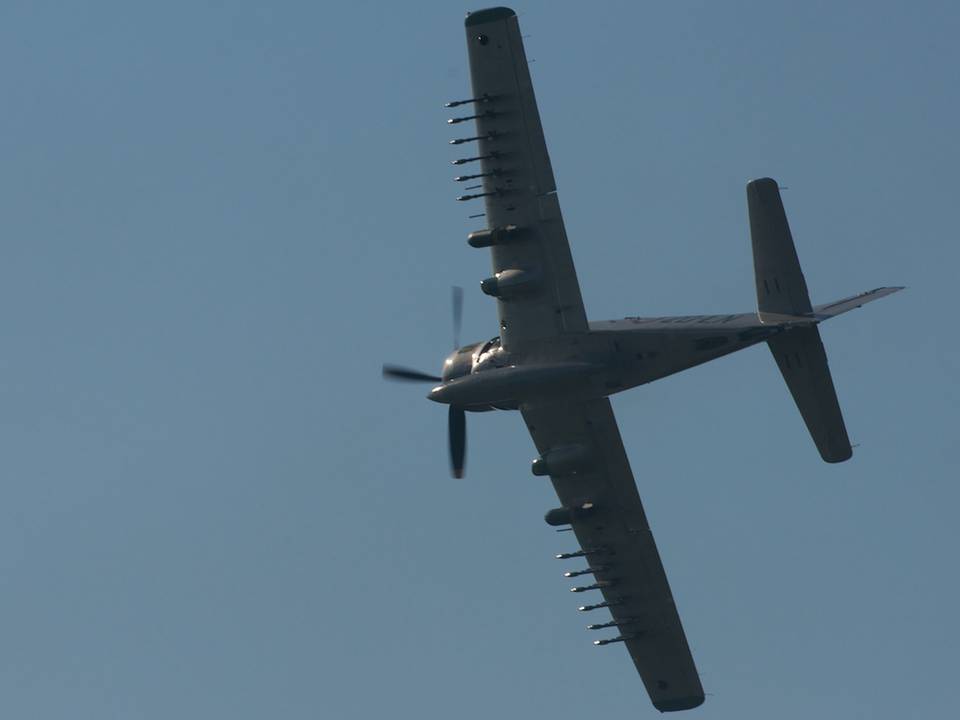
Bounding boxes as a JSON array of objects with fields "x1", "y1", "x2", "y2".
[
  {"x1": 746, "y1": 176, "x2": 777, "y2": 190},
  {"x1": 465, "y1": 7, "x2": 516, "y2": 27},
  {"x1": 653, "y1": 694, "x2": 706, "y2": 712}
]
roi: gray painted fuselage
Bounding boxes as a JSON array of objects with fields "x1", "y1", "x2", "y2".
[{"x1": 430, "y1": 311, "x2": 793, "y2": 411}]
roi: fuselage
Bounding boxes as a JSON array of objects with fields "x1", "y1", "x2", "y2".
[{"x1": 430, "y1": 311, "x2": 810, "y2": 411}]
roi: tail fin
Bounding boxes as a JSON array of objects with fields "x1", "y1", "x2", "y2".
[{"x1": 747, "y1": 178, "x2": 851, "y2": 462}]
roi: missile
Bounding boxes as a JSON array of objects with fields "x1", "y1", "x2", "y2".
[{"x1": 563, "y1": 566, "x2": 607, "y2": 578}]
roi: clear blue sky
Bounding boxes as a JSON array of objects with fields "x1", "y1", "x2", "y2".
[{"x1": 1, "y1": 2, "x2": 956, "y2": 718}]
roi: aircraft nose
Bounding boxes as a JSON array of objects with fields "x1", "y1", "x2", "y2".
[{"x1": 427, "y1": 384, "x2": 450, "y2": 404}]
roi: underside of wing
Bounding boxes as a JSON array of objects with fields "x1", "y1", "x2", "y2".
[
  {"x1": 521, "y1": 398, "x2": 704, "y2": 712},
  {"x1": 453, "y1": 8, "x2": 588, "y2": 350}
]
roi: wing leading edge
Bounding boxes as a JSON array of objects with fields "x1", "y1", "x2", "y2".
[{"x1": 521, "y1": 399, "x2": 705, "y2": 712}]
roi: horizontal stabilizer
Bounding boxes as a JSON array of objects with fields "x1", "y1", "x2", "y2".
[
  {"x1": 814, "y1": 286, "x2": 904, "y2": 320},
  {"x1": 748, "y1": 178, "x2": 813, "y2": 318},
  {"x1": 768, "y1": 326, "x2": 852, "y2": 463}
]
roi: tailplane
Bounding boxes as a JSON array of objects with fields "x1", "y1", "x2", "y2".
[
  {"x1": 767, "y1": 326, "x2": 851, "y2": 462},
  {"x1": 746, "y1": 178, "x2": 901, "y2": 463},
  {"x1": 813, "y1": 286, "x2": 904, "y2": 321},
  {"x1": 748, "y1": 177, "x2": 813, "y2": 319}
]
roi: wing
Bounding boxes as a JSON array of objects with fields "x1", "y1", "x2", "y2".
[
  {"x1": 454, "y1": 8, "x2": 588, "y2": 351},
  {"x1": 521, "y1": 398, "x2": 705, "y2": 713}
]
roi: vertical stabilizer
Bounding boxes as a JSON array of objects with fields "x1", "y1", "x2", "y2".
[{"x1": 747, "y1": 178, "x2": 813, "y2": 318}]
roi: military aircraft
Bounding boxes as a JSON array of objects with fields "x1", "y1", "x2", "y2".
[{"x1": 383, "y1": 6, "x2": 901, "y2": 713}]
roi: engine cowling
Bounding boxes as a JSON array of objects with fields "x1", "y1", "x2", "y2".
[{"x1": 441, "y1": 343, "x2": 481, "y2": 382}]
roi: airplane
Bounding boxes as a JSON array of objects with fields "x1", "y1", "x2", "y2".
[{"x1": 383, "y1": 6, "x2": 902, "y2": 713}]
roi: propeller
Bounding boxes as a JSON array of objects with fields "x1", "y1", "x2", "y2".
[
  {"x1": 382, "y1": 286, "x2": 469, "y2": 478},
  {"x1": 381, "y1": 365, "x2": 441, "y2": 383},
  {"x1": 448, "y1": 405, "x2": 466, "y2": 478},
  {"x1": 452, "y1": 285, "x2": 463, "y2": 349}
]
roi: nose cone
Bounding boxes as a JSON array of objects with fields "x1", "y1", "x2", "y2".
[{"x1": 427, "y1": 384, "x2": 451, "y2": 404}]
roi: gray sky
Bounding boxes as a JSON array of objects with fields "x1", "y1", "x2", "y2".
[{"x1": 1, "y1": 2, "x2": 956, "y2": 718}]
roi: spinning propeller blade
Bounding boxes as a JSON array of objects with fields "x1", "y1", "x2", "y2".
[
  {"x1": 448, "y1": 405, "x2": 466, "y2": 478},
  {"x1": 452, "y1": 285, "x2": 463, "y2": 350},
  {"x1": 383, "y1": 287, "x2": 469, "y2": 477},
  {"x1": 382, "y1": 365, "x2": 441, "y2": 383}
]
